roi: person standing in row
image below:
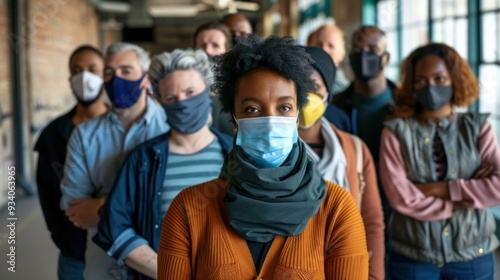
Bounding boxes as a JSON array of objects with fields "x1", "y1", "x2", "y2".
[
  {"x1": 158, "y1": 34, "x2": 369, "y2": 280},
  {"x1": 299, "y1": 46, "x2": 385, "y2": 280},
  {"x1": 332, "y1": 26, "x2": 396, "y2": 241},
  {"x1": 94, "y1": 48, "x2": 232, "y2": 280},
  {"x1": 307, "y1": 23, "x2": 350, "y2": 95},
  {"x1": 380, "y1": 43, "x2": 500, "y2": 280},
  {"x1": 35, "y1": 45, "x2": 108, "y2": 280},
  {"x1": 60, "y1": 42, "x2": 169, "y2": 279}
]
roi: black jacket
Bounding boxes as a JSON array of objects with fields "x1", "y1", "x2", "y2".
[{"x1": 34, "y1": 107, "x2": 87, "y2": 262}]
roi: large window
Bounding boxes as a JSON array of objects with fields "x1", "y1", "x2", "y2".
[
  {"x1": 479, "y1": 0, "x2": 500, "y2": 141},
  {"x1": 376, "y1": 0, "x2": 500, "y2": 145},
  {"x1": 431, "y1": 0, "x2": 469, "y2": 58},
  {"x1": 401, "y1": 0, "x2": 429, "y2": 59},
  {"x1": 377, "y1": 0, "x2": 399, "y2": 80}
]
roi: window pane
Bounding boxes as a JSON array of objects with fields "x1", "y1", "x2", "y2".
[
  {"x1": 402, "y1": 27, "x2": 415, "y2": 59},
  {"x1": 402, "y1": 25, "x2": 429, "y2": 59},
  {"x1": 432, "y1": 20, "x2": 444, "y2": 42},
  {"x1": 402, "y1": 0, "x2": 428, "y2": 25},
  {"x1": 481, "y1": 0, "x2": 498, "y2": 11},
  {"x1": 377, "y1": 0, "x2": 398, "y2": 29},
  {"x1": 455, "y1": 0, "x2": 468, "y2": 16},
  {"x1": 498, "y1": 12, "x2": 500, "y2": 61},
  {"x1": 455, "y1": 18, "x2": 468, "y2": 58},
  {"x1": 482, "y1": 12, "x2": 498, "y2": 62},
  {"x1": 443, "y1": 18, "x2": 454, "y2": 47},
  {"x1": 431, "y1": 0, "x2": 467, "y2": 18},
  {"x1": 418, "y1": 24, "x2": 430, "y2": 46},
  {"x1": 431, "y1": 0, "x2": 443, "y2": 19},
  {"x1": 441, "y1": 0, "x2": 455, "y2": 17},
  {"x1": 386, "y1": 30, "x2": 399, "y2": 63},
  {"x1": 479, "y1": 65, "x2": 500, "y2": 146},
  {"x1": 385, "y1": 65, "x2": 399, "y2": 82}
]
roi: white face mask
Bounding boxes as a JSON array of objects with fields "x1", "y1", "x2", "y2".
[{"x1": 70, "y1": 71, "x2": 103, "y2": 102}]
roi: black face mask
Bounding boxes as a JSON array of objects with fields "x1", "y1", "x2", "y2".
[
  {"x1": 349, "y1": 50, "x2": 385, "y2": 81},
  {"x1": 415, "y1": 85, "x2": 453, "y2": 111}
]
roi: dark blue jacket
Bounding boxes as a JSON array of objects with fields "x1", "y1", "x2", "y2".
[
  {"x1": 93, "y1": 128, "x2": 233, "y2": 280},
  {"x1": 332, "y1": 79, "x2": 397, "y2": 135},
  {"x1": 323, "y1": 104, "x2": 352, "y2": 133}
]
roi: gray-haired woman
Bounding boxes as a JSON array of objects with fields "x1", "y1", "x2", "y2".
[{"x1": 93, "y1": 49, "x2": 233, "y2": 280}]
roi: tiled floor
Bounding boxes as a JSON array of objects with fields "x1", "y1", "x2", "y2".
[
  {"x1": 0, "y1": 195, "x2": 57, "y2": 280},
  {"x1": 1, "y1": 195, "x2": 500, "y2": 280}
]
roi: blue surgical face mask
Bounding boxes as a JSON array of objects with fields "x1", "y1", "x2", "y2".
[
  {"x1": 161, "y1": 87, "x2": 211, "y2": 134},
  {"x1": 104, "y1": 74, "x2": 145, "y2": 109},
  {"x1": 234, "y1": 116, "x2": 298, "y2": 168}
]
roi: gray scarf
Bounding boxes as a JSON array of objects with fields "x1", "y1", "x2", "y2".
[{"x1": 220, "y1": 140, "x2": 326, "y2": 242}]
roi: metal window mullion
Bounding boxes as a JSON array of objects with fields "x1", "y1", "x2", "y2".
[
  {"x1": 397, "y1": 0, "x2": 402, "y2": 63},
  {"x1": 469, "y1": 0, "x2": 481, "y2": 111}
]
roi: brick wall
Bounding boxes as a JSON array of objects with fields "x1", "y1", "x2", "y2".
[
  {"x1": 0, "y1": 0, "x2": 100, "y2": 205},
  {"x1": 25, "y1": 0, "x2": 99, "y2": 200},
  {"x1": 28, "y1": 0, "x2": 100, "y2": 133},
  {"x1": 0, "y1": 0, "x2": 13, "y2": 205}
]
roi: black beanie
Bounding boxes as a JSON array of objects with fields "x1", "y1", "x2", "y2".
[{"x1": 303, "y1": 46, "x2": 337, "y2": 95}]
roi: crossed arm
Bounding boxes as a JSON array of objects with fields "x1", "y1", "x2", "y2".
[{"x1": 379, "y1": 122, "x2": 500, "y2": 222}]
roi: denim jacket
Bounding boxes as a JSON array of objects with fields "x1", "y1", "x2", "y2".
[
  {"x1": 93, "y1": 128, "x2": 232, "y2": 280},
  {"x1": 384, "y1": 113, "x2": 498, "y2": 263}
]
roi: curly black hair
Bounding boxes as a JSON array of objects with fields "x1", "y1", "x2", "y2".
[{"x1": 212, "y1": 34, "x2": 315, "y2": 114}]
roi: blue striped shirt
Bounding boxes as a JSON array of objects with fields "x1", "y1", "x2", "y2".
[
  {"x1": 60, "y1": 96, "x2": 169, "y2": 210},
  {"x1": 161, "y1": 138, "x2": 224, "y2": 215}
]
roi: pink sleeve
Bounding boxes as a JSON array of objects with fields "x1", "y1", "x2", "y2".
[
  {"x1": 448, "y1": 121, "x2": 500, "y2": 208},
  {"x1": 379, "y1": 127, "x2": 453, "y2": 221}
]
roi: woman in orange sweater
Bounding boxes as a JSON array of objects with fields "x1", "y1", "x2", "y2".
[{"x1": 158, "y1": 34, "x2": 369, "y2": 280}]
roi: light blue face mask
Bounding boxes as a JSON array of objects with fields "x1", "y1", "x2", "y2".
[{"x1": 234, "y1": 116, "x2": 298, "y2": 168}]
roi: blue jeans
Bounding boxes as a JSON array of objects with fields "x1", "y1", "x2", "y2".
[
  {"x1": 388, "y1": 252, "x2": 495, "y2": 280},
  {"x1": 58, "y1": 253, "x2": 84, "y2": 280}
]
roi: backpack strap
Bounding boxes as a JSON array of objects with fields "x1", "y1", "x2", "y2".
[{"x1": 352, "y1": 135, "x2": 366, "y2": 208}]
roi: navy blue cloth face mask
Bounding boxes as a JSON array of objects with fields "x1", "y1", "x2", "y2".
[
  {"x1": 104, "y1": 74, "x2": 145, "y2": 109},
  {"x1": 161, "y1": 87, "x2": 211, "y2": 134}
]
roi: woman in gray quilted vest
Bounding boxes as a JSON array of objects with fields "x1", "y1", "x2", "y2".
[{"x1": 379, "y1": 43, "x2": 500, "y2": 279}]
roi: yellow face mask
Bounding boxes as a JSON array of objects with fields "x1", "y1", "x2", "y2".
[{"x1": 299, "y1": 92, "x2": 328, "y2": 129}]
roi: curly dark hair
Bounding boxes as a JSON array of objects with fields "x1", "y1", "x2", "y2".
[
  {"x1": 212, "y1": 34, "x2": 315, "y2": 114},
  {"x1": 396, "y1": 43, "x2": 479, "y2": 116}
]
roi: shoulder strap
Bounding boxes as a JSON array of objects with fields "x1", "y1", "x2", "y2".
[{"x1": 351, "y1": 135, "x2": 366, "y2": 208}]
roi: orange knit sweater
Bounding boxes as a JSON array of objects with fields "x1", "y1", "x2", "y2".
[{"x1": 158, "y1": 178, "x2": 369, "y2": 279}]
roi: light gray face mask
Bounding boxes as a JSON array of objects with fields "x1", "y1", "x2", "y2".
[
  {"x1": 70, "y1": 71, "x2": 103, "y2": 103},
  {"x1": 415, "y1": 85, "x2": 453, "y2": 111}
]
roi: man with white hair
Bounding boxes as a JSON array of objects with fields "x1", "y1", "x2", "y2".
[{"x1": 60, "y1": 42, "x2": 169, "y2": 278}]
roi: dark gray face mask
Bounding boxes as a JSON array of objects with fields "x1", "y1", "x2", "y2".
[
  {"x1": 161, "y1": 87, "x2": 211, "y2": 134},
  {"x1": 415, "y1": 85, "x2": 453, "y2": 111},
  {"x1": 349, "y1": 50, "x2": 385, "y2": 81}
]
